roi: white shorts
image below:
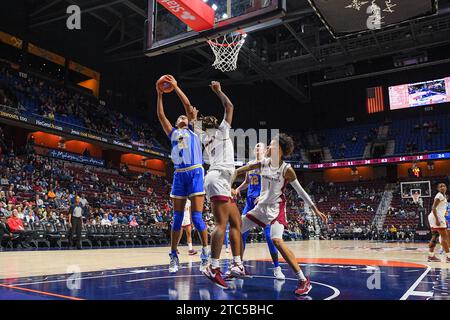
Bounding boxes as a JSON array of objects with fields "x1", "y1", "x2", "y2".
[
  {"x1": 204, "y1": 169, "x2": 234, "y2": 202},
  {"x1": 242, "y1": 202, "x2": 287, "y2": 239},
  {"x1": 182, "y1": 213, "x2": 191, "y2": 227},
  {"x1": 428, "y1": 212, "x2": 447, "y2": 230}
]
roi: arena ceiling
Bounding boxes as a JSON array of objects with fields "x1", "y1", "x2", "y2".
[{"x1": 24, "y1": 0, "x2": 450, "y2": 103}]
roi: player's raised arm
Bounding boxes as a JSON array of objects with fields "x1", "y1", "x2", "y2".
[
  {"x1": 234, "y1": 172, "x2": 250, "y2": 197},
  {"x1": 231, "y1": 162, "x2": 261, "y2": 185},
  {"x1": 156, "y1": 81, "x2": 173, "y2": 137},
  {"x1": 210, "y1": 81, "x2": 234, "y2": 126},
  {"x1": 166, "y1": 75, "x2": 196, "y2": 122},
  {"x1": 284, "y1": 167, "x2": 328, "y2": 223}
]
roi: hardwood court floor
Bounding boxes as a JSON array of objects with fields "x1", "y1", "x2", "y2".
[{"x1": 0, "y1": 240, "x2": 448, "y2": 300}]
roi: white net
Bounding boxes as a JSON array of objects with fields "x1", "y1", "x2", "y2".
[{"x1": 207, "y1": 32, "x2": 246, "y2": 72}]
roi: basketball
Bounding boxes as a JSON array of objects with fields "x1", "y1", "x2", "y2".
[{"x1": 157, "y1": 75, "x2": 174, "y2": 93}]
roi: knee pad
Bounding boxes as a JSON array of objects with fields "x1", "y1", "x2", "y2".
[
  {"x1": 270, "y1": 222, "x2": 285, "y2": 241},
  {"x1": 171, "y1": 211, "x2": 183, "y2": 232},
  {"x1": 264, "y1": 225, "x2": 278, "y2": 254},
  {"x1": 191, "y1": 211, "x2": 206, "y2": 232}
]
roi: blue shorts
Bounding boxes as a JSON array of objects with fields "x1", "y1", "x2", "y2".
[
  {"x1": 170, "y1": 166, "x2": 205, "y2": 199},
  {"x1": 243, "y1": 196, "x2": 258, "y2": 215},
  {"x1": 446, "y1": 215, "x2": 450, "y2": 230}
]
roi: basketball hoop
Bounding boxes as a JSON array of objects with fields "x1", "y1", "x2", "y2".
[{"x1": 207, "y1": 30, "x2": 246, "y2": 72}]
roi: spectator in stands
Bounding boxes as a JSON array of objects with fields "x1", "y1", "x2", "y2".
[
  {"x1": 24, "y1": 210, "x2": 36, "y2": 224},
  {"x1": 389, "y1": 225, "x2": 397, "y2": 240},
  {"x1": 6, "y1": 209, "x2": 31, "y2": 248},
  {"x1": 35, "y1": 194, "x2": 44, "y2": 209},
  {"x1": 48, "y1": 188, "x2": 56, "y2": 200},
  {"x1": 307, "y1": 224, "x2": 315, "y2": 237},
  {"x1": 0, "y1": 213, "x2": 11, "y2": 249},
  {"x1": 129, "y1": 216, "x2": 138, "y2": 227},
  {"x1": 397, "y1": 225, "x2": 405, "y2": 241},
  {"x1": 101, "y1": 213, "x2": 111, "y2": 226},
  {"x1": 117, "y1": 212, "x2": 128, "y2": 224},
  {"x1": 58, "y1": 213, "x2": 66, "y2": 225}
]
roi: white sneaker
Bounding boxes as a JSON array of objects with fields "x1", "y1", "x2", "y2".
[
  {"x1": 273, "y1": 266, "x2": 285, "y2": 280},
  {"x1": 169, "y1": 253, "x2": 179, "y2": 273},
  {"x1": 229, "y1": 263, "x2": 246, "y2": 278}
]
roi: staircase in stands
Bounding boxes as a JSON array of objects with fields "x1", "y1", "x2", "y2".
[{"x1": 372, "y1": 184, "x2": 396, "y2": 230}]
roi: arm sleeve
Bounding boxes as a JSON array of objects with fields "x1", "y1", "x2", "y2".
[{"x1": 290, "y1": 179, "x2": 315, "y2": 208}]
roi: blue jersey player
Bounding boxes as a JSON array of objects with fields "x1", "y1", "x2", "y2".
[
  {"x1": 233, "y1": 142, "x2": 285, "y2": 280},
  {"x1": 447, "y1": 202, "x2": 450, "y2": 233},
  {"x1": 156, "y1": 75, "x2": 209, "y2": 273}
]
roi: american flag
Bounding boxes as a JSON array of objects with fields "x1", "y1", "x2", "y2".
[{"x1": 366, "y1": 86, "x2": 384, "y2": 114}]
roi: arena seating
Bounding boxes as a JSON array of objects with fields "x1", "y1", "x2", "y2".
[
  {"x1": 287, "y1": 114, "x2": 450, "y2": 161},
  {"x1": 390, "y1": 115, "x2": 450, "y2": 154},
  {"x1": 322, "y1": 123, "x2": 379, "y2": 159},
  {"x1": 0, "y1": 151, "x2": 171, "y2": 250},
  {"x1": 0, "y1": 65, "x2": 166, "y2": 152}
]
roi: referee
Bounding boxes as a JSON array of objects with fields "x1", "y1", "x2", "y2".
[{"x1": 68, "y1": 196, "x2": 83, "y2": 250}]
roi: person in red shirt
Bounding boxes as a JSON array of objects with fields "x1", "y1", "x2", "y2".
[
  {"x1": 6, "y1": 209, "x2": 31, "y2": 248},
  {"x1": 7, "y1": 209, "x2": 24, "y2": 232}
]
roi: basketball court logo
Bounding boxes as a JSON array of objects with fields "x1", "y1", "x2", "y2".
[
  {"x1": 66, "y1": 265, "x2": 81, "y2": 290},
  {"x1": 366, "y1": 266, "x2": 382, "y2": 290},
  {"x1": 66, "y1": 5, "x2": 81, "y2": 30}
]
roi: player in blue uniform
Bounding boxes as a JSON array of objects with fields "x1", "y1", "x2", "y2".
[
  {"x1": 447, "y1": 202, "x2": 450, "y2": 236},
  {"x1": 233, "y1": 142, "x2": 285, "y2": 280},
  {"x1": 156, "y1": 75, "x2": 209, "y2": 273}
]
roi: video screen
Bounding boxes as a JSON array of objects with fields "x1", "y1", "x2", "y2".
[{"x1": 389, "y1": 77, "x2": 450, "y2": 110}]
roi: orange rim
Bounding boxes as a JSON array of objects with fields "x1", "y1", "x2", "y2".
[{"x1": 207, "y1": 29, "x2": 246, "y2": 47}]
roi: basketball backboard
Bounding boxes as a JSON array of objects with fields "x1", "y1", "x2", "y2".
[
  {"x1": 400, "y1": 181, "x2": 431, "y2": 199},
  {"x1": 145, "y1": 0, "x2": 286, "y2": 56}
]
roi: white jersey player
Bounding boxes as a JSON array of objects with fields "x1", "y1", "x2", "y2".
[
  {"x1": 427, "y1": 183, "x2": 450, "y2": 263},
  {"x1": 232, "y1": 134, "x2": 327, "y2": 296},
  {"x1": 176, "y1": 199, "x2": 197, "y2": 256},
  {"x1": 182, "y1": 199, "x2": 192, "y2": 227},
  {"x1": 194, "y1": 81, "x2": 244, "y2": 289}
]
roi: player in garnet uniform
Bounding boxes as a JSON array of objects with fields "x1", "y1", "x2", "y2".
[
  {"x1": 427, "y1": 183, "x2": 449, "y2": 263},
  {"x1": 194, "y1": 81, "x2": 244, "y2": 289},
  {"x1": 233, "y1": 142, "x2": 284, "y2": 280},
  {"x1": 232, "y1": 133, "x2": 327, "y2": 295}
]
